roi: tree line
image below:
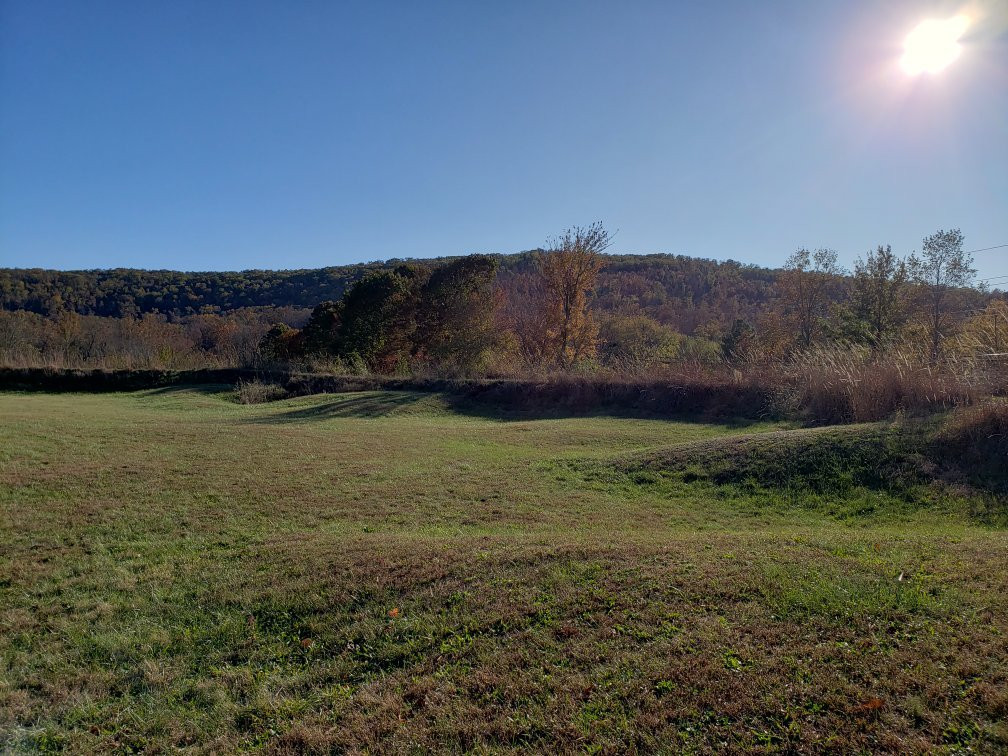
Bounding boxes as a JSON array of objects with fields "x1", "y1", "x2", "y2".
[
  {"x1": 759, "y1": 228, "x2": 993, "y2": 363},
  {"x1": 0, "y1": 224, "x2": 1002, "y2": 373},
  {"x1": 0, "y1": 263, "x2": 394, "y2": 318},
  {"x1": 257, "y1": 224, "x2": 998, "y2": 374}
]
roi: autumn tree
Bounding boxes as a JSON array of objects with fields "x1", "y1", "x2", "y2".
[
  {"x1": 413, "y1": 255, "x2": 500, "y2": 371},
  {"x1": 539, "y1": 222, "x2": 611, "y2": 368},
  {"x1": 496, "y1": 270, "x2": 557, "y2": 367},
  {"x1": 779, "y1": 247, "x2": 842, "y2": 348},
  {"x1": 259, "y1": 323, "x2": 303, "y2": 362},
  {"x1": 720, "y1": 318, "x2": 756, "y2": 364},
  {"x1": 909, "y1": 228, "x2": 976, "y2": 361},
  {"x1": 842, "y1": 245, "x2": 910, "y2": 348},
  {"x1": 299, "y1": 300, "x2": 343, "y2": 355},
  {"x1": 337, "y1": 265, "x2": 426, "y2": 372},
  {"x1": 275, "y1": 257, "x2": 502, "y2": 373},
  {"x1": 597, "y1": 313, "x2": 680, "y2": 367}
]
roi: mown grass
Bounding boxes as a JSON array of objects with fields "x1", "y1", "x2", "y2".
[{"x1": 1, "y1": 387, "x2": 1006, "y2": 753}]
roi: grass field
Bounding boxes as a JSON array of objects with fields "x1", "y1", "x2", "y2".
[{"x1": 1, "y1": 387, "x2": 1006, "y2": 753}]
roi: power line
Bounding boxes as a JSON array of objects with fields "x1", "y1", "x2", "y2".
[
  {"x1": 901, "y1": 243, "x2": 1008, "y2": 283},
  {"x1": 964, "y1": 244, "x2": 1006, "y2": 284},
  {"x1": 967, "y1": 243, "x2": 1008, "y2": 255}
]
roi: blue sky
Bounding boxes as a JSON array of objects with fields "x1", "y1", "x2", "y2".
[{"x1": 1, "y1": 0, "x2": 1006, "y2": 280}]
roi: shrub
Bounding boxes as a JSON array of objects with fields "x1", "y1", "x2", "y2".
[
  {"x1": 294, "y1": 353, "x2": 370, "y2": 376},
  {"x1": 235, "y1": 378, "x2": 288, "y2": 404},
  {"x1": 259, "y1": 323, "x2": 303, "y2": 362}
]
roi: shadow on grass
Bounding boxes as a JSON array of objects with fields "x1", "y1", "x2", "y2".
[
  {"x1": 250, "y1": 392, "x2": 437, "y2": 421},
  {"x1": 2, "y1": 367, "x2": 781, "y2": 425},
  {"x1": 444, "y1": 395, "x2": 771, "y2": 426},
  {"x1": 142, "y1": 383, "x2": 236, "y2": 397},
  {"x1": 242, "y1": 388, "x2": 773, "y2": 428}
]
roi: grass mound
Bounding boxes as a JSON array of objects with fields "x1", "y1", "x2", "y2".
[
  {"x1": 623, "y1": 423, "x2": 926, "y2": 496},
  {"x1": 563, "y1": 404, "x2": 1008, "y2": 523}
]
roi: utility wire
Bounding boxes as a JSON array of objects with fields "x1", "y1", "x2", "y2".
[
  {"x1": 895, "y1": 242, "x2": 1008, "y2": 283},
  {"x1": 966, "y1": 243, "x2": 1008, "y2": 255}
]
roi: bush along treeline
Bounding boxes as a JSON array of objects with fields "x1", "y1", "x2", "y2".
[{"x1": 262, "y1": 253, "x2": 503, "y2": 373}]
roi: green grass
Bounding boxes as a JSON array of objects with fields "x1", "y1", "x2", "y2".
[{"x1": 1, "y1": 387, "x2": 1006, "y2": 752}]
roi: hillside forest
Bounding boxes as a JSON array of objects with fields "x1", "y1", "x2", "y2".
[{"x1": 1, "y1": 225, "x2": 1004, "y2": 380}]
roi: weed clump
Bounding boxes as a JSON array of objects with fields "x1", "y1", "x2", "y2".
[{"x1": 235, "y1": 378, "x2": 288, "y2": 404}]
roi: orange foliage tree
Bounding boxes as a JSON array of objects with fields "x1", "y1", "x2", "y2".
[
  {"x1": 538, "y1": 222, "x2": 611, "y2": 368},
  {"x1": 497, "y1": 223, "x2": 612, "y2": 369}
]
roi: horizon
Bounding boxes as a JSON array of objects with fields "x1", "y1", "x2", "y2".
[
  {"x1": 3, "y1": 247, "x2": 1006, "y2": 291},
  {"x1": 2, "y1": 1, "x2": 1007, "y2": 281},
  {"x1": 0, "y1": 248, "x2": 840, "y2": 275}
]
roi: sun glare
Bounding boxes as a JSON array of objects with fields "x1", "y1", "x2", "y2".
[{"x1": 901, "y1": 15, "x2": 970, "y2": 75}]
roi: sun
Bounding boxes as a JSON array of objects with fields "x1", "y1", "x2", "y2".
[{"x1": 901, "y1": 15, "x2": 970, "y2": 75}]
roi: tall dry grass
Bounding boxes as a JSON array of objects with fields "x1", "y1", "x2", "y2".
[
  {"x1": 480, "y1": 349, "x2": 998, "y2": 424},
  {"x1": 780, "y1": 346, "x2": 993, "y2": 423}
]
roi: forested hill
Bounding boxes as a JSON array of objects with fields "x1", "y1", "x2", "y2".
[
  {"x1": 0, "y1": 253, "x2": 780, "y2": 334},
  {"x1": 0, "y1": 261, "x2": 398, "y2": 318}
]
